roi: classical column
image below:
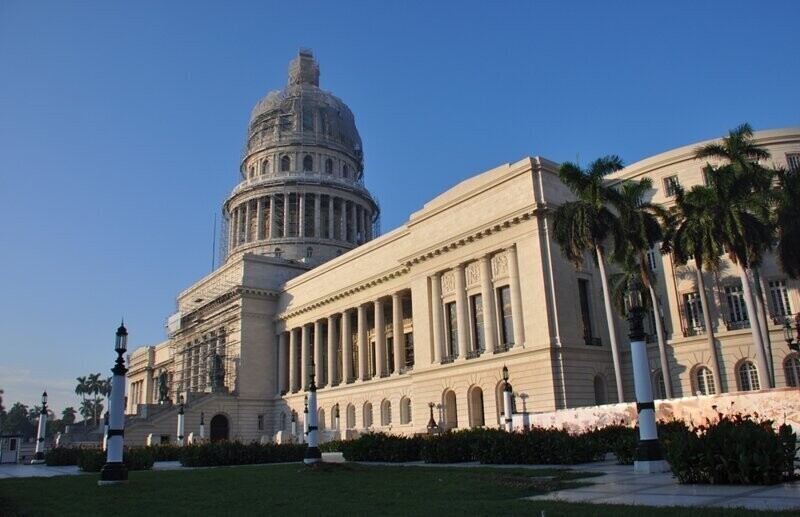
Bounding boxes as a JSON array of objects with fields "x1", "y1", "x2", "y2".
[
  {"x1": 431, "y1": 273, "x2": 443, "y2": 364},
  {"x1": 298, "y1": 192, "x2": 305, "y2": 238},
  {"x1": 283, "y1": 193, "x2": 291, "y2": 238},
  {"x1": 327, "y1": 315, "x2": 338, "y2": 386},
  {"x1": 244, "y1": 200, "x2": 252, "y2": 242},
  {"x1": 340, "y1": 200, "x2": 347, "y2": 243},
  {"x1": 357, "y1": 304, "x2": 368, "y2": 380},
  {"x1": 392, "y1": 292, "x2": 404, "y2": 373},
  {"x1": 365, "y1": 210, "x2": 372, "y2": 240},
  {"x1": 328, "y1": 196, "x2": 335, "y2": 240},
  {"x1": 375, "y1": 299, "x2": 386, "y2": 377},
  {"x1": 341, "y1": 310, "x2": 353, "y2": 383},
  {"x1": 277, "y1": 332, "x2": 288, "y2": 394},
  {"x1": 314, "y1": 193, "x2": 321, "y2": 239},
  {"x1": 301, "y1": 324, "x2": 310, "y2": 390},
  {"x1": 256, "y1": 198, "x2": 264, "y2": 240},
  {"x1": 454, "y1": 265, "x2": 469, "y2": 359},
  {"x1": 480, "y1": 256, "x2": 498, "y2": 354},
  {"x1": 288, "y1": 328, "x2": 298, "y2": 392},
  {"x1": 506, "y1": 245, "x2": 526, "y2": 348},
  {"x1": 268, "y1": 196, "x2": 276, "y2": 240},
  {"x1": 314, "y1": 320, "x2": 324, "y2": 386},
  {"x1": 230, "y1": 207, "x2": 239, "y2": 247}
]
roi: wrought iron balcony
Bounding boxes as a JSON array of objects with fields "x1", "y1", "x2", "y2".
[
  {"x1": 441, "y1": 354, "x2": 456, "y2": 364},
  {"x1": 466, "y1": 349, "x2": 482, "y2": 360},
  {"x1": 493, "y1": 343, "x2": 510, "y2": 354}
]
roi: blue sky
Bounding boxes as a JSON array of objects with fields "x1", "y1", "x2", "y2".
[{"x1": 1, "y1": 0, "x2": 798, "y2": 414}]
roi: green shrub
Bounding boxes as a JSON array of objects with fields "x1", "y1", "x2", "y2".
[
  {"x1": 340, "y1": 432, "x2": 423, "y2": 462},
  {"x1": 319, "y1": 440, "x2": 344, "y2": 453},
  {"x1": 77, "y1": 449, "x2": 106, "y2": 472},
  {"x1": 76, "y1": 447, "x2": 155, "y2": 472},
  {"x1": 664, "y1": 412, "x2": 797, "y2": 484},
  {"x1": 179, "y1": 441, "x2": 307, "y2": 467},
  {"x1": 474, "y1": 427, "x2": 604, "y2": 465},
  {"x1": 146, "y1": 444, "x2": 183, "y2": 462},
  {"x1": 422, "y1": 429, "x2": 494, "y2": 463},
  {"x1": 45, "y1": 447, "x2": 82, "y2": 466}
]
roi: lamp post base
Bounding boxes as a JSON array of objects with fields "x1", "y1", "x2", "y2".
[
  {"x1": 304, "y1": 447, "x2": 322, "y2": 465},
  {"x1": 98, "y1": 462, "x2": 128, "y2": 485},
  {"x1": 634, "y1": 459, "x2": 670, "y2": 474}
]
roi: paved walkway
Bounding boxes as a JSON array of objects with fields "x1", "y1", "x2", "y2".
[{"x1": 2, "y1": 456, "x2": 799, "y2": 511}]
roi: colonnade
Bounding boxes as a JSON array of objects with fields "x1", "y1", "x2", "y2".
[
  {"x1": 278, "y1": 291, "x2": 412, "y2": 394},
  {"x1": 229, "y1": 192, "x2": 373, "y2": 249}
]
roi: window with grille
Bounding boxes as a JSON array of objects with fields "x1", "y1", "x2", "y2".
[
  {"x1": 725, "y1": 285, "x2": 749, "y2": 327},
  {"x1": 786, "y1": 153, "x2": 800, "y2": 172},
  {"x1": 737, "y1": 361, "x2": 760, "y2": 391},
  {"x1": 470, "y1": 294, "x2": 485, "y2": 353},
  {"x1": 498, "y1": 286, "x2": 514, "y2": 346},
  {"x1": 768, "y1": 280, "x2": 792, "y2": 319},
  {"x1": 785, "y1": 356, "x2": 800, "y2": 387},
  {"x1": 652, "y1": 371, "x2": 666, "y2": 399},
  {"x1": 445, "y1": 302, "x2": 458, "y2": 358},
  {"x1": 646, "y1": 246, "x2": 658, "y2": 271},
  {"x1": 663, "y1": 175, "x2": 680, "y2": 197},
  {"x1": 683, "y1": 292, "x2": 705, "y2": 331},
  {"x1": 695, "y1": 366, "x2": 716, "y2": 395}
]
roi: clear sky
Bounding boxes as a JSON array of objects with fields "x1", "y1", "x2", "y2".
[{"x1": 1, "y1": 0, "x2": 798, "y2": 415}]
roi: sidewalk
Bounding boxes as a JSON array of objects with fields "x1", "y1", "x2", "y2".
[{"x1": 2, "y1": 456, "x2": 799, "y2": 511}]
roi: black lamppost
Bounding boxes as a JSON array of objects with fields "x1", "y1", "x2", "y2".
[
  {"x1": 627, "y1": 281, "x2": 669, "y2": 473},
  {"x1": 303, "y1": 394, "x2": 309, "y2": 443},
  {"x1": 32, "y1": 391, "x2": 48, "y2": 463},
  {"x1": 784, "y1": 313, "x2": 800, "y2": 352},
  {"x1": 177, "y1": 394, "x2": 185, "y2": 446},
  {"x1": 334, "y1": 403, "x2": 340, "y2": 434},
  {"x1": 304, "y1": 360, "x2": 322, "y2": 464},
  {"x1": 502, "y1": 365, "x2": 513, "y2": 432},
  {"x1": 291, "y1": 411, "x2": 297, "y2": 438},
  {"x1": 99, "y1": 321, "x2": 129, "y2": 484},
  {"x1": 103, "y1": 412, "x2": 109, "y2": 451},
  {"x1": 426, "y1": 402, "x2": 438, "y2": 434},
  {"x1": 200, "y1": 411, "x2": 205, "y2": 440}
]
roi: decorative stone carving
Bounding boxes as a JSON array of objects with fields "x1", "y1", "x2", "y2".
[
  {"x1": 466, "y1": 262, "x2": 480, "y2": 287},
  {"x1": 441, "y1": 271, "x2": 455, "y2": 294},
  {"x1": 491, "y1": 252, "x2": 508, "y2": 278}
]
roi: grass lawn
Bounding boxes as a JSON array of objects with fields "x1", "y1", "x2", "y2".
[{"x1": 0, "y1": 463, "x2": 793, "y2": 516}]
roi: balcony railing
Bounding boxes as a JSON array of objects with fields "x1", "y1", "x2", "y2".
[
  {"x1": 466, "y1": 349, "x2": 482, "y2": 360},
  {"x1": 725, "y1": 319, "x2": 750, "y2": 331},
  {"x1": 441, "y1": 354, "x2": 457, "y2": 364},
  {"x1": 399, "y1": 365, "x2": 414, "y2": 374},
  {"x1": 682, "y1": 326, "x2": 706, "y2": 338},
  {"x1": 493, "y1": 343, "x2": 511, "y2": 354}
]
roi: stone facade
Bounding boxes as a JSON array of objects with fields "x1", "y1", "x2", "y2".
[{"x1": 124, "y1": 50, "x2": 800, "y2": 445}]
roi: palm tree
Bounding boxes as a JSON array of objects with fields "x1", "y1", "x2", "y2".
[
  {"x1": 75, "y1": 376, "x2": 88, "y2": 426},
  {"x1": 664, "y1": 184, "x2": 725, "y2": 392},
  {"x1": 87, "y1": 372, "x2": 102, "y2": 425},
  {"x1": 553, "y1": 155, "x2": 626, "y2": 402},
  {"x1": 775, "y1": 166, "x2": 800, "y2": 279},
  {"x1": 695, "y1": 124, "x2": 775, "y2": 387},
  {"x1": 613, "y1": 178, "x2": 673, "y2": 397}
]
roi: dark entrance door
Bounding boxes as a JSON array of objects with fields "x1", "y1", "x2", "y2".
[{"x1": 210, "y1": 414, "x2": 229, "y2": 442}]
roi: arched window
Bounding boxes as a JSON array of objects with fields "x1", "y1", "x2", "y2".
[
  {"x1": 468, "y1": 386, "x2": 485, "y2": 428},
  {"x1": 695, "y1": 366, "x2": 716, "y2": 395},
  {"x1": 400, "y1": 397, "x2": 412, "y2": 425},
  {"x1": 652, "y1": 370, "x2": 666, "y2": 399},
  {"x1": 318, "y1": 408, "x2": 326, "y2": 431},
  {"x1": 262, "y1": 159, "x2": 270, "y2": 175},
  {"x1": 593, "y1": 375, "x2": 607, "y2": 405},
  {"x1": 784, "y1": 355, "x2": 800, "y2": 387},
  {"x1": 443, "y1": 390, "x2": 457, "y2": 430},
  {"x1": 737, "y1": 361, "x2": 760, "y2": 391},
  {"x1": 281, "y1": 155, "x2": 291, "y2": 172},
  {"x1": 325, "y1": 158, "x2": 333, "y2": 174},
  {"x1": 346, "y1": 403, "x2": 356, "y2": 429},
  {"x1": 342, "y1": 164, "x2": 349, "y2": 178},
  {"x1": 381, "y1": 399, "x2": 392, "y2": 426},
  {"x1": 303, "y1": 154, "x2": 313, "y2": 172},
  {"x1": 363, "y1": 402, "x2": 373, "y2": 428}
]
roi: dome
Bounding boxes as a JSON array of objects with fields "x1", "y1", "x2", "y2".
[{"x1": 244, "y1": 50, "x2": 363, "y2": 171}]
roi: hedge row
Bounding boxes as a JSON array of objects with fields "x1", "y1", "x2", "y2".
[{"x1": 179, "y1": 441, "x2": 307, "y2": 467}]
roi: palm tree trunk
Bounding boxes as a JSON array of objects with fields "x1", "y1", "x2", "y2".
[
  {"x1": 694, "y1": 261, "x2": 723, "y2": 393},
  {"x1": 752, "y1": 267, "x2": 775, "y2": 385},
  {"x1": 596, "y1": 247, "x2": 625, "y2": 402},
  {"x1": 638, "y1": 257, "x2": 672, "y2": 398},
  {"x1": 734, "y1": 261, "x2": 773, "y2": 388}
]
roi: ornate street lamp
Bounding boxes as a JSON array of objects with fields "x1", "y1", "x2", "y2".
[
  {"x1": 783, "y1": 313, "x2": 800, "y2": 352},
  {"x1": 177, "y1": 394, "x2": 185, "y2": 446},
  {"x1": 627, "y1": 281, "x2": 669, "y2": 473},
  {"x1": 502, "y1": 365, "x2": 513, "y2": 432},
  {"x1": 32, "y1": 391, "x2": 48, "y2": 464},
  {"x1": 426, "y1": 402, "x2": 438, "y2": 434},
  {"x1": 304, "y1": 360, "x2": 321, "y2": 464},
  {"x1": 99, "y1": 321, "x2": 129, "y2": 484}
]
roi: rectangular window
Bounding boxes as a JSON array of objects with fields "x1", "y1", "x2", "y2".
[
  {"x1": 787, "y1": 153, "x2": 800, "y2": 172},
  {"x1": 663, "y1": 175, "x2": 680, "y2": 197},
  {"x1": 646, "y1": 246, "x2": 658, "y2": 271},
  {"x1": 498, "y1": 286, "x2": 514, "y2": 346},
  {"x1": 386, "y1": 336, "x2": 394, "y2": 375},
  {"x1": 683, "y1": 292, "x2": 705, "y2": 333},
  {"x1": 768, "y1": 280, "x2": 792, "y2": 319},
  {"x1": 470, "y1": 294, "x2": 485, "y2": 353},
  {"x1": 257, "y1": 414, "x2": 264, "y2": 431},
  {"x1": 369, "y1": 341, "x2": 376, "y2": 378},
  {"x1": 445, "y1": 302, "x2": 458, "y2": 358},
  {"x1": 577, "y1": 279, "x2": 596, "y2": 345},
  {"x1": 725, "y1": 285, "x2": 749, "y2": 328},
  {"x1": 404, "y1": 332, "x2": 414, "y2": 367}
]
